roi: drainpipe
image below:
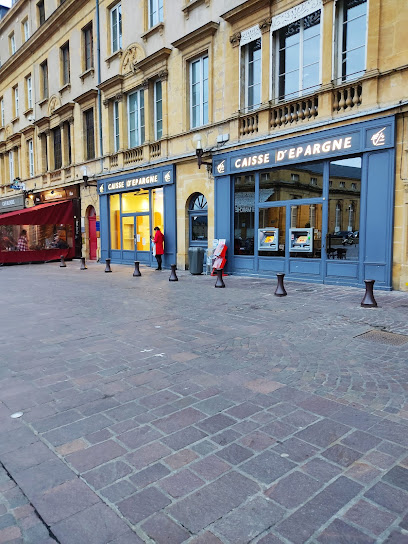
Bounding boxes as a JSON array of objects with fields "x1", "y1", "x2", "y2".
[{"x1": 96, "y1": 0, "x2": 103, "y2": 173}]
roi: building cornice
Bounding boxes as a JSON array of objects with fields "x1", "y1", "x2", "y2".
[
  {"x1": 221, "y1": 0, "x2": 270, "y2": 25},
  {"x1": 171, "y1": 22, "x2": 219, "y2": 50}
]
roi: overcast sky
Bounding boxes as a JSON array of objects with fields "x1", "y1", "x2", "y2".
[{"x1": 0, "y1": 1, "x2": 12, "y2": 7}]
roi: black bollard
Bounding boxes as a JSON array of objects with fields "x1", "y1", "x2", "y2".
[
  {"x1": 133, "y1": 261, "x2": 141, "y2": 277},
  {"x1": 274, "y1": 273, "x2": 287, "y2": 297},
  {"x1": 80, "y1": 257, "x2": 87, "y2": 270},
  {"x1": 361, "y1": 279, "x2": 377, "y2": 307},
  {"x1": 60, "y1": 255, "x2": 66, "y2": 268},
  {"x1": 214, "y1": 268, "x2": 225, "y2": 288},
  {"x1": 169, "y1": 264, "x2": 178, "y2": 282},
  {"x1": 105, "y1": 258, "x2": 112, "y2": 273}
]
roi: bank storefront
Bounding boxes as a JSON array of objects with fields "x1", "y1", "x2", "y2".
[
  {"x1": 98, "y1": 165, "x2": 176, "y2": 267},
  {"x1": 214, "y1": 117, "x2": 395, "y2": 289}
]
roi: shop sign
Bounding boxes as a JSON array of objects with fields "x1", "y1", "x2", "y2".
[
  {"x1": 0, "y1": 194, "x2": 25, "y2": 213},
  {"x1": 34, "y1": 186, "x2": 79, "y2": 204},
  {"x1": 98, "y1": 168, "x2": 174, "y2": 195}
]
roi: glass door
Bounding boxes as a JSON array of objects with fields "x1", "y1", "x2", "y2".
[
  {"x1": 136, "y1": 214, "x2": 150, "y2": 263},
  {"x1": 121, "y1": 215, "x2": 136, "y2": 263}
]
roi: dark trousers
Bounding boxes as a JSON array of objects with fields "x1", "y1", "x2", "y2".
[{"x1": 155, "y1": 254, "x2": 162, "y2": 270}]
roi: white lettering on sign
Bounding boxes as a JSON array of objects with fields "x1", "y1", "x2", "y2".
[
  {"x1": 235, "y1": 153, "x2": 270, "y2": 169},
  {"x1": 1, "y1": 199, "x2": 16, "y2": 207},
  {"x1": 275, "y1": 136, "x2": 355, "y2": 162},
  {"x1": 125, "y1": 175, "x2": 158, "y2": 188},
  {"x1": 107, "y1": 181, "x2": 125, "y2": 190}
]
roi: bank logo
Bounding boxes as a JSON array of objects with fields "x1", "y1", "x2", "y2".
[
  {"x1": 99, "y1": 185, "x2": 104, "y2": 193},
  {"x1": 217, "y1": 160, "x2": 225, "y2": 174},
  {"x1": 164, "y1": 171, "x2": 171, "y2": 183},
  {"x1": 371, "y1": 127, "x2": 386, "y2": 146}
]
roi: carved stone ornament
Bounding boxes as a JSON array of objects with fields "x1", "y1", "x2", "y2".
[
  {"x1": 115, "y1": 93, "x2": 123, "y2": 101},
  {"x1": 157, "y1": 69, "x2": 168, "y2": 81},
  {"x1": 121, "y1": 43, "x2": 145, "y2": 75},
  {"x1": 141, "y1": 79, "x2": 149, "y2": 89},
  {"x1": 259, "y1": 18, "x2": 272, "y2": 34},
  {"x1": 271, "y1": 0, "x2": 323, "y2": 32},
  {"x1": 103, "y1": 99, "x2": 110, "y2": 108},
  {"x1": 48, "y1": 95, "x2": 61, "y2": 116},
  {"x1": 5, "y1": 124, "x2": 13, "y2": 138},
  {"x1": 230, "y1": 32, "x2": 241, "y2": 48}
]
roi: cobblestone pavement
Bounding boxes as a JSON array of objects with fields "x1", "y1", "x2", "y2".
[{"x1": 0, "y1": 261, "x2": 408, "y2": 544}]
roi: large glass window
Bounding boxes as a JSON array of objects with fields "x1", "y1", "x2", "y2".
[
  {"x1": 289, "y1": 203, "x2": 323, "y2": 258},
  {"x1": 153, "y1": 188, "x2": 164, "y2": 232},
  {"x1": 149, "y1": 0, "x2": 163, "y2": 28},
  {"x1": 234, "y1": 175, "x2": 255, "y2": 255},
  {"x1": 85, "y1": 109, "x2": 95, "y2": 160},
  {"x1": 327, "y1": 157, "x2": 361, "y2": 260},
  {"x1": 277, "y1": 10, "x2": 321, "y2": 100},
  {"x1": 121, "y1": 191, "x2": 149, "y2": 213},
  {"x1": 28, "y1": 139, "x2": 34, "y2": 177},
  {"x1": 128, "y1": 90, "x2": 145, "y2": 148},
  {"x1": 259, "y1": 207, "x2": 286, "y2": 257},
  {"x1": 83, "y1": 23, "x2": 93, "y2": 71},
  {"x1": 53, "y1": 127, "x2": 62, "y2": 170},
  {"x1": 122, "y1": 216, "x2": 134, "y2": 250},
  {"x1": 41, "y1": 60, "x2": 48, "y2": 99},
  {"x1": 61, "y1": 42, "x2": 70, "y2": 86},
  {"x1": 337, "y1": 0, "x2": 367, "y2": 82},
  {"x1": 243, "y1": 39, "x2": 261, "y2": 111},
  {"x1": 260, "y1": 164, "x2": 323, "y2": 202},
  {"x1": 113, "y1": 101, "x2": 120, "y2": 152},
  {"x1": 189, "y1": 193, "x2": 208, "y2": 245},
  {"x1": 190, "y1": 55, "x2": 209, "y2": 128},
  {"x1": 154, "y1": 80, "x2": 163, "y2": 140},
  {"x1": 110, "y1": 194, "x2": 120, "y2": 250}
]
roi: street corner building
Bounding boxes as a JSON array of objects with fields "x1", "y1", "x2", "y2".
[{"x1": 0, "y1": 0, "x2": 407, "y2": 290}]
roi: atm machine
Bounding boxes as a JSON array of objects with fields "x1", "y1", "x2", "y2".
[
  {"x1": 289, "y1": 227, "x2": 314, "y2": 253},
  {"x1": 258, "y1": 228, "x2": 279, "y2": 252}
]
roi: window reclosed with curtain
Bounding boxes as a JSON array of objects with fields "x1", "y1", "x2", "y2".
[
  {"x1": 277, "y1": 10, "x2": 321, "y2": 100},
  {"x1": 85, "y1": 109, "x2": 95, "y2": 160}
]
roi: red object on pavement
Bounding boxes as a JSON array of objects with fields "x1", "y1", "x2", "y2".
[{"x1": 211, "y1": 240, "x2": 228, "y2": 276}]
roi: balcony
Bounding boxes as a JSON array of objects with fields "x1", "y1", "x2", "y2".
[{"x1": 124, "y1": 146, "x2": 143, "y2": 166}]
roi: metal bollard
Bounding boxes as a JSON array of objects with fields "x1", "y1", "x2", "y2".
[
  {"x1": 80, "y1": 257, "x2": 87, "y2": 270},
  {"x1": 169, "y1": 264, "x2": 178, "y2": 282},
  {"x1": 214, "y1": 268, "x2": 225, "y2": 288},
  {"x1": 133, "y1": 261, "x2": 141, "y2": 277},
  {"x1": 361, "y1": 279, "x2": 377, "y2": 307},
  {"x1": 105, "y1": 258, "x2": 112, "y2": 273},
  {"x1": 274, "y1": 273, "x2": 287, "y2": 297},
  {"x1": 60, "y1": 255, "x2": 66, "y2": 268}
]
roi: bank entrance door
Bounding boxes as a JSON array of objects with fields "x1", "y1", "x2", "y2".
[{"x1": 121, "y1": 213, "x2": 151, "y2": 264}]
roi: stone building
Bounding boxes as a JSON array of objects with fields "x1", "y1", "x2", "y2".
[{"x1": 0, "y1": 0, "x2": 407, "y2": 290}]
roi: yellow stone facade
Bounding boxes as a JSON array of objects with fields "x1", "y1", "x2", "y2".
[{"x1": 0, "y1": 0, "x2": 407, "y2": 289}]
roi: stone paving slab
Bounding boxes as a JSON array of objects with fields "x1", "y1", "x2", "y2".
[{"x1": 0, "y1": 262, "x2": 408, "y2": 543}]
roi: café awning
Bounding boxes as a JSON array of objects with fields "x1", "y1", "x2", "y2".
[{"x1": 0, "y1": 200, "x2": 73, "y2": 226}]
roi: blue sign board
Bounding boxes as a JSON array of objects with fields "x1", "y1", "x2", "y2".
[{"x1": 98, "y1": 165, "x2": 174, "y2": 195}]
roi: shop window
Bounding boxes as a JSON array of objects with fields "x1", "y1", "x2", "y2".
[
  {"x1": 128, "y1": 89, "x2": 145, "y2": 148},
  {"x1": 234, "y1": 175, "x2": 255, "y2": 255},
  {"x1": 154, "y1": 80, "x2": 163, "y2": 140},
  {"x1": 276, "y1": 9, "x2": 321, "y2": 100},
  {"x1": 260, "y1": 164, "x2": 323, "y2": 202},
  {"x1": 83, "y1": 23, "x2": 94, "y2": 71},
  {"x1": 289, "y1": 203, "x2": 322, "y2": 258},
  {"x1": 259, "y1": 206, "x2": 286, "y2": 257},
  {"x1": 61, "y1": 42, "x2": 70, "y2": 86},
  {"x1": 335, "y1": 0, "x2": 367, "y2": 82},
  {"x1": 189, "y1": 193, "x2": 208, "y2": 246},
  {"x1": 110, "y1": 3, "x2": 122, "y2": 53},
  {"x1": 84, "y1": 108, "x2": 95, "y2": 160},
  {"x1": 327, "y1": 157, "x2": 361, "y2": 260},
  {"x1": 53, "y1": 127, "x2": 62, "y2": 170},
  {"x1": 190, "y1": 54, "x2": 208, "y2": 128},
  {"x1": 110, "y1": 194, "x2": 120, "y2": 250},
  {"x1": 37, "y1": 0, "x2": 45, "y2": 25},
  {"x1": 121, "y1": 191, "x2": 149, "y2": 213},
  {"x1": 149, "y1": 0, "x2": 163, "y2": 28},
  {"x1": 152, "y1": 188, "x2": 164, "y2": 232},
  {"x1": 0, "y1": 224, "x2": 72, "y2": 252},
  {"x1": 242, "y1": 38, "x2": 261, "y2": 111}
]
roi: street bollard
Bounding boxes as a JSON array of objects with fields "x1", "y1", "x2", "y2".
[
  {"x1": 133, "y1": 261, "x2": 141, "y2": 277},
  {"x1": 214, "y1": 268, "x2": 225, "y2": 288},
  {"x1": 361, "y1": 279, "x2": 377, "y2": 307},
  {"x1": 60, "y1": 255, "x2": 66, "y2": 268},
  {"x1": 274, "y1": 273, "x2": 287, "y2": 297},
  {"x1": 105, "y1": 258, "x2": 112, "y2": 273},
  {"x1": 169, "y1": 264, "x2": 178, "y2": 282},
  {"x1": 80, "y1": 257, "x2": 87, "y2": 270}
]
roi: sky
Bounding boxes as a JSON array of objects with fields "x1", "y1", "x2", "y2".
[{"x1": 0, "y1": 1, "x2": 12, "y2": 7}]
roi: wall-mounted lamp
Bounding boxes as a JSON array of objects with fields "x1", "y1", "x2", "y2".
[
  {"x1": 82, "y1": 166, "x2": 97, "y2": 187},
  {"x1": 195, "y1": 139, "x2": 212, "y2": 173}
]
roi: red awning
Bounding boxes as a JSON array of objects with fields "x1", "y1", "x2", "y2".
[{"x1": 0, "y1": 200, "x2": 73, "y2": 226}]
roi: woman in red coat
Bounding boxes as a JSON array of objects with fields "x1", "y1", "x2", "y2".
[{"x1": 153, "y1": 226, "x2": 164, "y2": 270}]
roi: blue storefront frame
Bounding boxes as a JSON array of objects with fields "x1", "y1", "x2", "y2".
[
  {"x1": 98, "y1": 165, "x2": 176, "y2": 268},
  {"x1": 213, "y1": 116, "x2": 396, "y2": 289}
]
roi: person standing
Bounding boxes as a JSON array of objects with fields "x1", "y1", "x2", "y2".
[
  {"x1": 153, "y1": 226, "x2": 164, "y2": 270},
  {"x1": 17, "y1": 229, "x2": 28, "y2": 251}
]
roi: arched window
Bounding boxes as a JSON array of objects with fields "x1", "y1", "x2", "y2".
[{"x1": 188, "y1": 193, "x2": 208, "y2": 246}]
